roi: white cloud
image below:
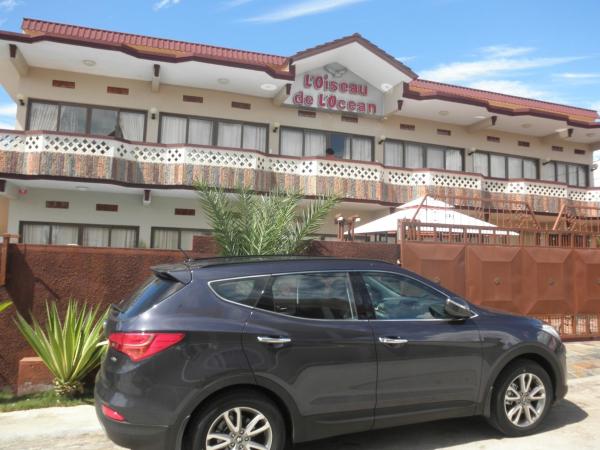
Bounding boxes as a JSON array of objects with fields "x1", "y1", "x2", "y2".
[
  {"x1": 396, "y1": 56, "x2": 416, "y2": 63},
  {"x1": 0, "y1": 0, "x2": 18, "y2": 12},
  {"x1": 243, "y1": 0, "x2": 367, "y2": 23},
  {"x1": 421, "y1": 55, "x2": 582, "y2": 83},
  {"x1": 480, "y1": 45, "x2": 535, "y2": 58},
  {"x1": 591, "y1": 102, "x2": 600, "y2": 113},
  {"x1": 0, "y1": 121, "x2": 14, "y2": 130},
  {"x1": 153, "y1": 0, "x2": 180, "y2": 11},
  {"x1": 0, "y1": 103, "x2": 17, "y2": 117},
  {"x1": 557, "y1": 72, "x2": 600, "y2": 79},
  {"x1": 467, "y1": 80, "x2": 550, "y2": 100}
]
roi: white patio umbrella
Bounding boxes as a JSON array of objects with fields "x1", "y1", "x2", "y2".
[{"x1": 352, "y1": 196, "x2": 517, "y2": 235}]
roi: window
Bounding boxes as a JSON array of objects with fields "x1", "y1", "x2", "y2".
[
  {"x1": 159, "y1": 114, "x2": 267, "y2": 151},
  {"x1": 151, "y1": 227, "x2": 211, "y2": 251},
  {"x1": 20, "y1": 221, "x2": 138, "y2": 247},
  {"x1": 119, "y1": 275, "x2": 184, "y2": 318},
  {"x1": 280, "y1": 127, "x2": 373, "y2": 161},
  {"x1": 257, "y1": 272, "x2": 357, "y2": 320},
  {"x1": 473, "y1": 151, "x2": 538, "y2": 180},
  {"x1": 361, "y1": 272, "x2": 450, "y2": 320},
  {"x1": 27, "y1": 100, "x2": 146, "y2": 141},
  {"x1": 384, "y1": 140, "x2": 463, "y2": 171},
  {"x1": 210, "y1": 277, "x2": 269, "y2": 307},
  {"x1": 541, "y1": 161, "x2": 588, "y2": 187}
]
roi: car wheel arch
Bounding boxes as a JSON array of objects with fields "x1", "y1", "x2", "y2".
[
  {"x1": 481, "y1": 345, "x2": 559, "y2": 418},
  {"x1": 179, "y1": 383, "x2": 296, "y2": 450}
]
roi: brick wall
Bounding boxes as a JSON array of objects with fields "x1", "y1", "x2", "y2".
[
  {"x1": 0, "y1": 237, "x2": 398, "y2": 390},
  {"x1": 1, "y1": 238, "x2": 218, "y2": 390}
]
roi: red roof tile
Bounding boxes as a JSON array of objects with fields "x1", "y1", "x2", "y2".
[
  {"x1": 21, "y1": 18, "x2": 291, "y2": 76},
  {"x1": 408, "y1": 79, "x2": 599, "y2": 123},
  {"x1": 292, "y1": 33, "x2": 418, "y2": 79},
  {"x1": 5, "y1": 19, "x2": 598, "y2": 125}
]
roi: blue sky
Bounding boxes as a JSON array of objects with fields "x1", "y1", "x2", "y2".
[{"x1": 1, "y1": 0, "x2": 599, "y2": 129}]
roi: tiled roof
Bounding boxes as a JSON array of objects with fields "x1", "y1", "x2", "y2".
[
  {"x1": 21, "y1": 18, "x2": 291, "y2": 77},
  {"x1": 407, "y1": 79, "x2": 599, "y2": 123},
  {"x1": 292, "y1": 32, "x2": 418, "y2": 79},
  {"x1": 6, "y1": 19, "x2": 599, "y2": 124}
]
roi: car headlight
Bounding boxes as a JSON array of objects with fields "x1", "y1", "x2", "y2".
[{"x1": 542, "y1": 323, "x2": 561, "y2": 341}]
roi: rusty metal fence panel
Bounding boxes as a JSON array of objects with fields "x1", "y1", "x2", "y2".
[{"x1": 400, "y1": 222, "x2": 600, "y2": 339}]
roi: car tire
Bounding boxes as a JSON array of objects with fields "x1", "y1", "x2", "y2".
[
  {"x1": 186, "y1": 390, "x2": 287, "y2": 450},
  {"x1": 489, "y1": 359, "x2": 554, "y2": 437}
]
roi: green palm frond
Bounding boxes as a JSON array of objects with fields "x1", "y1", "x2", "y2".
[
  {"x1": 0, "y1": 300, "x2": 12, "y2": 314},
  {"x1": 195, "y1": 183, "x2": 339, "y2": 256},
  {"x1": 15, "y1": 299, "x2": 108, "y2": 397}
]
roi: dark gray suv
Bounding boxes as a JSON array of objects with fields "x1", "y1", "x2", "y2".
[{"x1": 95, "y1": 257, "x2": 567, "y2": 450}]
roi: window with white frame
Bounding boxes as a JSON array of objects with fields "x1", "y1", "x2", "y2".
[
  {"x1": 20, "y1": 222, "x2": 139, "y2": 247},
  {"x1": 159, "y1": 114, "x2": 267, "y2": 151},
  {"x1": 541, "y1": 161, "x2": 588, "y2": 187},
  {"x1": 473, "y1": 151, "x2": 538, "y2": 180},
  {"x1": 27, "y1": 100, "x2": 146, "y2": 141},
  {"x1": 279, "y1": 127, "x2": 373, "y2": 161},
  {"x1": 383, "y1": 140, "x2": 463, "y2": 171},
  {"x1": 151, "y1": 227, "x2": 212, "y2": 251}
]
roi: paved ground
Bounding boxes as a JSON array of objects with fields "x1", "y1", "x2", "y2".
[{"x1": 1, "y1": 341, "x2": 599, "y2": 450}]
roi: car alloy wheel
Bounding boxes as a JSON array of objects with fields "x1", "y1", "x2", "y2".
[
  {"x1": 503, "y1": 372, "x2": 546, "y2": 428},
  {"x1": 205, "y1": 406, "x2": 273, "y2": 450}
]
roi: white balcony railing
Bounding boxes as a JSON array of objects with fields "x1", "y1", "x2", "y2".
[{"x1": 1, "y1": 130, "x2": 599, "y2": 203}]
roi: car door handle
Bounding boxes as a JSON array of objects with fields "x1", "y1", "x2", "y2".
[
  {"x1": 257, "y1": 336, "x2": 292, "y2": 345},
  {"x1": 378, "y1": 336, "x2": 408, "y2": 346}
]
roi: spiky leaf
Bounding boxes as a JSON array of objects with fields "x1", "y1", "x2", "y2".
[{"x1": 15, "y1": 300, "x2": 108, "y2": 397}]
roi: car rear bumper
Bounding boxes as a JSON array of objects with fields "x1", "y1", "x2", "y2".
[{"x1": 95, "y1": 380, "x2": 174, "y2": 450}]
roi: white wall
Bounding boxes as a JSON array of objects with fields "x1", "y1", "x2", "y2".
[{"x1": 7, "y1": 186, "x2": 387, "y2": 247}]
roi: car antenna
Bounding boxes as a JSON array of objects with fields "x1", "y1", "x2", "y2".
[{"x1": 178, "y1": 246, "x2": 192, "y2": 262}]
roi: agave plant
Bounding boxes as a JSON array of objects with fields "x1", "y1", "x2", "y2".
[
  {"x1": 195, "y1": 184, "x2": 339, "y2": 256},
  {"x1": 15, "y1": 300, "x2": 108, "y2": 397}
]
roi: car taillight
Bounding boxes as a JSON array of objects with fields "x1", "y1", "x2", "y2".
[
  {"x1": 102, "y1": 404, "x2": 125, "y2": 422},
  {"x1": 108, "y1": 332, "x2": 185, "y2": 362}
]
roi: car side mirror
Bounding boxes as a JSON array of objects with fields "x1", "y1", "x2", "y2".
[{"x1": 444, "y1": 298, "x2": 473, "y2": 319}]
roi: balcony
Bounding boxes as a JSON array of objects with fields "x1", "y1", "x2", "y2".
[{"x1": 0, "y1": 129, "x2": 599, "y2": 214}]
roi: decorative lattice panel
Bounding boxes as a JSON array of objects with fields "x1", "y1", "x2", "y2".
[
  {"x1": 524, "y1": 182, "x2": 568, "y2": 198},
  {"x1": 386, "y1": 169, "x2": 413, "y2": 185},
  {"x1": 317, "y1": 161, "x2": 382, "y2": 181},
  {"x1": 430, "y1": 172, "x2": 481, "y2": 189},
  {"x1": 3, "y1": 132, "x2": 600, "y2": 207},
  {"x1": 260, "y1": 157, "x2": 301, "y2": 174},
  {"x1": 186, "y1": 148, "x2": 255, "y2": 168},
  {"x1": 567, "y1": 188, "x2": 600, "y2": 202},
  {"x1": 44, "y1": 135, "x2": 113, "y2": 157},
  {"x1": 0, "y1": 133, "x2": 25, "y2": 151},
  {"x1": 483, "y1": 180, "x2": 509, "y2": 193}
]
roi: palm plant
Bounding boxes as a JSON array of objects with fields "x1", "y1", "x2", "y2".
[
  {"x1": 0, "y1": 300, "x2": 11, "y2": 314},
  {"x1": 195, "y1": 184, "x2": 339, "y2": 256},
  {"x1": 15, "y1": 300, "x2": 108, "y2": 397}
]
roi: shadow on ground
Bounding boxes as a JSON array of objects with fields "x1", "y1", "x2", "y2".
[{"x1": 294, "y1": 399, "x2": 588, "y2": 450}]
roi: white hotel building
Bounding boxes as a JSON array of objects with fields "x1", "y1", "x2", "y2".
[{"x1": 0, "y1": 19, "x2": 599, "y2": 249}]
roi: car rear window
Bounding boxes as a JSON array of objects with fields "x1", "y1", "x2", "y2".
[
  {"x1": 209, "y1": 276, "x2": 268, "y2": 306},
  {"x1": 118, "y1": 274, "x2": 184, "y2": 318}
]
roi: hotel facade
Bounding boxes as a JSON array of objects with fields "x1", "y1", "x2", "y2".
[{"x1": 0, "y1": 19, "x2": 599, "y2": 249}]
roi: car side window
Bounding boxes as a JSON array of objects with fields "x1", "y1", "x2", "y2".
[
  {"x1": 257, "y1": 272, "x2": 357, "y2": 320},
  {"x1": 210, "y1": 276, "x2": 268, "y2": 306},
  {"x1": 361, "y1": 272, "x2": 450, "y2": 320}
]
